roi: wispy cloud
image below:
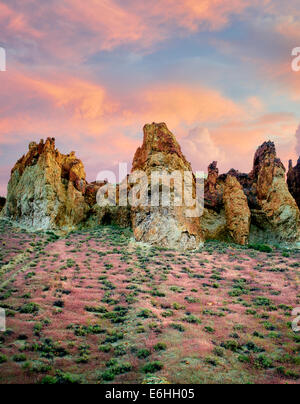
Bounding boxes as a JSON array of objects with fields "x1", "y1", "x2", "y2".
[{"x1": 0, "y1": 0, "x2": 299, "y2": 195}]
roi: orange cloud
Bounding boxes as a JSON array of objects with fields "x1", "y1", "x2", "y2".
[
  {"x1": 0, "y1": 67, "x2": 297, "y2": 186},
  {"x1": 181, "y1": 127, "x2": 225, "y2": 172},
  {"x1": 264, "y1": 0, "x2": 300, "y2": 41},
  {"x1": 0, "y1": 69, "x2": 119, "y2": 140},
  {"x1": 126, "y1": 84, "x2": 245, "y2": 130}
]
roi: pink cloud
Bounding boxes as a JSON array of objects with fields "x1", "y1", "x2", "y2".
[
  {"x1": 208, "y1": 114, "x2": 299, "y2": 173},
  {"x1": 0, "y1": 1, "x2": 40, "y2": 38},
  {"x1": 1, "y1": 67, "x2": 296, "y2": 181},
  {"x1": 0, "y1": 0, "x2": 274, "y2": 62},
  {"x1": 181, "y1": 127, "x2": 225, "y2": 172},
  {"x1": 133, "y1": 84, "x2": 245, "y2": 129}
]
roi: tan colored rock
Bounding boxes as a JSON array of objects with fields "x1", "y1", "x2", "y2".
[
  {"x1": 201, "y1": 142, "x2": 299, "y2": 245},
  {"x1": 204, "y1": 162, "x2": 223, "y2": 210},
  {"x1": 248, "y1": 142, "x2": 300, "y2": 243},
  {"x1": 1, "y1": 138, "x2": 89, "y2": 230},
  {"x1": 200, "y1": 208, "x2": 227, "y2": 241},
  {"x1": 223, "y1": 175, "x2": 251, "y2": 245},
  {"x1": 84, "y1": 181, "x2": 107, "y2": 206},
  {"x1": 3, "y1": 126, "x2": 299, "y2": 247},
  {"x1": 131, "y1": 122, "x2": 203, "y2": 250}
]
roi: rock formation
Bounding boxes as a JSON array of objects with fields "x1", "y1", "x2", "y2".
[
  {"x1": 247, "y1": 142, "x2": 299, "y2": 243},
  {"x1": 223, "y1": 175, "x2": 251, "y2": 245},
  {"x1": 202, "y1": 167, "x2": 251, "y2": 245},
  {"x1": 287, "y1": 157, "x2": 300, "y2": 209},
  {"x1": 1, "y1": 138, "x2": 90, "y2": 230},
  {"x1": 203, "y1": 141, "x2": 300, "y2": 244},
  {"x1": 131, "y1": 122, "x2": 203, "y2": 250},
  {"x1": 204, "y1": 161, "x2": 223, "y2": 211},
  {"x1": 1, "y1": 138, "x2": 132, "y2": 231},
  {"x1": 1, "y1": 124, "x2": 299, "y2": 248}
]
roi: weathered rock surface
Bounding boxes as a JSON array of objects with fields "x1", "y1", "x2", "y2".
[
  {"x1": 84, "y1": 205, "x2": 131, "y2": 229},
  {"x1": 287, "y1": 157, "x2": 300, "y2": 209},
  {"x1": 247, "y1": 142, "x2": 300, "y2": 243},
  {"x1": 1, "y1": 138, "x2": 131, "y2": 232},
  {"x1": 1, "y1": 138, "x2": 90, "y2": 230},
  {"x1": 202, "y1": 169, "x2": 251, "y2": 244},
  {"x1": 203, "y1": 142, "x2": 300, "y2": 244},
  {"x1": 200, "y1": 208, "x2": 227, "y2": 241},
  {"x1": 131, "y1": 122, "x2": 203, "y2": 250},
  {"x1": 204, "y1": 161, "x2": 223, "y2": 211},
  {"x1": 223, "y1": 175, "x2": 251, "y2": 245}
]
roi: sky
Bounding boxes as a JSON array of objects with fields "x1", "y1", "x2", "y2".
[{"x1": 0, "y1": 0, "x2": 300, "y2": 195}]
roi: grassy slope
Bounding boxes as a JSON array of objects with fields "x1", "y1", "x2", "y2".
[{"x1": 0, "y1": 220, "x2": 299, "y2": 384}]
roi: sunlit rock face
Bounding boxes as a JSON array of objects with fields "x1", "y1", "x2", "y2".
[
  {"x1": 202, "y1": 142, "x2": 300, "y2": 245},
  {"x1": 131, "y1": 122, "x2": 204, "y2": 251},
  {"x1": 287, "y1": 157, "x2": 300, "y2": 210},
  {"x1": 1, "y1": 138, "x2": 131, "y2": 232},
  {"x1": 1, "y1": 138, "x2": 89, "y2": 230},
  {"x1": 223, "y1": 175, "x2": 251, "y2": 246},
  {"x1": 202, "y1": 165, "x2": 250, "y2": 245},
  {"x1": 246, "y1": 142, "x2": 300, "y2": 244},
  {"x1": 1, "y1": 126, "x2": 299, "y2": 248}
]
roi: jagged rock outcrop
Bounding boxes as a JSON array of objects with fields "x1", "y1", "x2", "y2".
[
  {"x1": 203, "y1": 142, "x2": 300, "y2": 244},
  {"x1": 202, "y1": 167, "x2": 251, "y2": 244},
  {"x1": 131, "y1": 122, "x2": 203, "y2": 250},
  {"x1": 1, "y1": 138, "x2": 90, "y2": 230},
  {"x1": 200, "y1": 208, "x2": 227, "y2": 241},
  {"x1": 0, "y1": 197, "x2": 6, "y2": 213},
  {"x1": 287, "y1": 157, "x2": 300, "y2": 209},
  {"x1": 204, "y1": 162, "x2": 223, "y2": 211},
  {"x1": 1, "y1": 138, "x2": 131, "y2": 232},
  {"x1": 1, "y1": 125, "x2": 299, "y2": 248},
  {"x1": 223, "y1": 175, "x2": 251, "y2": 245},
  {"x1": 202, "y1": 163, "x2": 227, "y2": 241},
  {"x1": 247, "y1": 142, "x2": 300, "y2": 243}
]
